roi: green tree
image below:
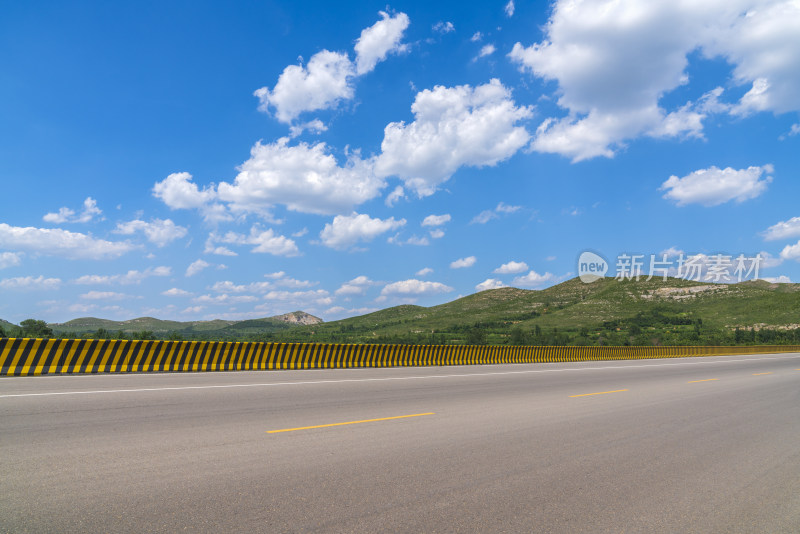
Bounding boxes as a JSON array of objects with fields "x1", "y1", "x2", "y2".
[
  {"x1": 0, "y1": 324, "x2": 6, "y2": 338},
  {"x1": 466, "y1": 328, "x2": 486, "y2": 345},
  {"x1": 509, "y1": 327, "x2": 527, "y2": 345},
  {"x1": 94, "y1": 328, "x2": 110, "y2": 339},
  {"x1": 20, "y1": 319, "x2": 54, "y2": 338}
]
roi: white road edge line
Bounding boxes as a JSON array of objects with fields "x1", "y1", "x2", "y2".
[{"x1": 1, "y1": 354, "x2": 798, "y2": 399}]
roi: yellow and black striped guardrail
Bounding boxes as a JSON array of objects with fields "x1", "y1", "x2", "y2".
[{"x1": 1, "y1": 338, "x2": 799, "y2": 376}]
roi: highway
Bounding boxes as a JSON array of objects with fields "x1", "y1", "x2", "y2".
[{"x1": 2, "y1": 353, "x2": 799, "y2": 533}]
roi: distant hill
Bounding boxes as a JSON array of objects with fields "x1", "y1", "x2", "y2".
[
  {"x1": 1, "y1": 319, "x2": 18, "y2": 333},
  {"x1": 49, "y1": 311, "x2": 323, "y2": 338},
  {"x1": 264, "y1": 277, "x2": 800, "y2": 345}
]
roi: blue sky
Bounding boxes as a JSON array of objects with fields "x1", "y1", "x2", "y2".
[{"x1": 1, "y1": 0, "x2": 799, "y2": 323}]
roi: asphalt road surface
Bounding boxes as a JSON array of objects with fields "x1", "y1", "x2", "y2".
[{"x1": 2, "y1": 353, "x2": 800, "y2": 533}]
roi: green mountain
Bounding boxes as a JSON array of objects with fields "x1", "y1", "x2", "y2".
[
  {"x1": 49, "y1": 311, "x2": 323, "y2": 338},
  {"x1": 265, "y1": 277, "x2": 800, "y2": 346},
  {"x1": 1, "y1": 319, "x2": 19, "y2": 333}
]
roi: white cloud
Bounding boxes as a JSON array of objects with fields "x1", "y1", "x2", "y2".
[
  {"x1": 477, "y1": 44, "x2": 496, "y2": 59},
  {"x1": 762, "y1": 216, "x2": 800, "y2": 241},
  {"x1": 471, "y1": 31, "x2": 483, "y2": 42},
  {"x1": 493, "y1": 261, "x2": 529, "y2": 274},
  {"x1": 210, "y1": 226, "x2": 300, "y2": 257},
  {"x1": 429, "y1": 229, "x2": 445, "y2": 239},
  {"x1": 780, "y1": 240, "x2": 800, "y2": 261},
  {"x1": 385, "y1": 185, "x2": 405, "y2": 207},
  {"x1": 504, "y1": 0, "x2": 515, "y2": 17},
  {"x1": 335, "y1": 275, "x2": 378, "y2": 296},
  {"x1": 758, "y1": 251, "x2": 784, "y2": 269},
  {"x1": 512, "y1": 270, "x2": 555, "y2": 287},
  {"x1": 509, "y1": 1, "x2": 800, "y2": 161},
  {"x1": 661, "y1": 164, "x2": 773, "y2": 206},
  {"x1": 432, "y1": 21, "x2": 455, "y2": 34},
  {"x1": 186, "y1": 259, "x2": 210, "y2": 277},
  {"x1": 471, "y1": 202, "x2": 522, "y2": 224},
  {"x1": 152, "y1": 173, "x2": 229, "y2": 223},
  {"x1": 217, "y1": 137, "x2": 384, "y2": 216},
  {"x1": 381, "y1": 279, "x2": 454, "y2": 296},
  {"x1": 182, "y1": 306, "x2": 205, "y2": 314},
  {"x1": 68, "y1": 303, "x2": 96, "y2": 314},
  {"x1": 760, "y1": 275, "x2": 792, "y2": 283},
  {"x1": 476, "y1": 278, "x2": 507, "y2": 291},
  {"x1": 43, "y1": 197, "x2": 102, "y2": 224},
  {"x1": 162, "y1": 288, "x2": 193, "y2": 297},
  {"x1": 254, "y1": 50, "x2": 355, "y2": 124},
  {"x1": 114, "y1": 218, "x2": 188, "y2": 247},
  {"x1": 320, "y1": 212, "x2": 405, "y2": 250},
  {"x1": 254, "y1": 11, "x2": 409, "y2": 124},
  {"x1": 660, "y1": 247, "x2": 685, "y2": 258},
  {"x1": 355, "y1": 11, "x2": 410, "y2": 75},
  {"x1": 450, "y1": 256, "x2": 477, "y2": 269},
  {"x1": 375, "y1": 79, "x2": 532, "y2": 196},
  {"x1": 73, "y1": 266, "x2": 171, "y2": 285},
  {"x1": 80, "y1": 291, "x2": 128, "y2": 301},
  {"x1": 0, "y1": 275, "x2": 61, "y2": 290},
  {"x1": 0, "y1": 223, "x2": 134, "y2": 260},
  {"x1": 289, "y1": 119, "x2": 328, "y2": 139},
  {"x1": 258, "y1": 289, "x2": 332, "y2": 308},
  {"x1": 421, "y1": 214, "x2": 451, "y2": 226},
  {"x1": 0, "y1": 252, "x2": 22, "y2": 269},
  {"x1": 416, "y1": 267, "x2": 433, "y2": 276}
]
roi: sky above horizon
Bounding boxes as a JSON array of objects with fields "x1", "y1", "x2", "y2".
[{"x1": 1, "y1": 0, "x2": 799, "y2": 324}]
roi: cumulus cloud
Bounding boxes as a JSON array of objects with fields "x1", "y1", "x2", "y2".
[
  {"x1": 186, "y1": 259, "x2": 210, "y2": 277},
  {"x1": 512, "y1": 270, "x2": 555, "y2": 287},
  {"x1": 216, "y1": 137, "x2": 384, "y2": 216},
  {"x1": 476, "y1": 278, "x2": 507, "y2": 291},
  {"x1": 43, "y1": 197, "x2": 102, "y2": 224},
  {"x1": 254, "y1": 10, "x2": 409, "y2": 124},
  {"x1": 0, "y1": 275, "x2": 61, "y2": 290},
  {"x1": 429, "y1": 229, "x2": 445, "y2": 239},
  {"x1": 0, "y1": 223, "x2": 134, "y2": 260},
  {"x1": 375, "y1": 79, "x2": 532, "y2": 196},
  {"x1": 254, "y1": 50, "x2": 355, "y2": 124},
  {"x1": 760, "y1": 275, "x2": 792, "y2": 283},
  {"x1": 114, "y1": 218, "x2": 188, "y2": 247},
  {"x1": 355, "y1": 11, "x2": 410, "y2": 75},
  {"x1": 504, "y1": 0, "x2": 515, "y2": 17},
  {"x1": 421, "y1": 214, "x2": 451, "y2": 227},
  {"x1": 152, "y1": 172, "x2": 228, "y2": 223},
  {"x1": 381, "y1": 279, "x2": 454, "y2": 296},
  {"x1": 416, "y1": 267, "x2": 433, "y2": 276},
  {"x1": 211, "y1": 226, "x2": 300, "y2": 257},
  {"x1": 471, "y1": 32, "x2": 483, "y2": 42},
  {"x1": 335, "y1": 275, "x2": 378, "y2": 296},
  {"x1": 194, "y1": 293, "x2": 259, "y2": 305},
  {"x1": 0, "y1": 252, "x2": 22, "y2": 269},
  {"x1": 493, "y1": 261, "x2": 529, "y2": 274},
  {"x1": 509, "y1": 0, "x2": 800, "y2": 161},
  {"x1": 450, "y1": 256, "x2": 477, "y2": 269},
  {"x1": 780, "y1": 240, "x2": 800, "y2": 261},
  {"x1": 661, "y1": 164, "x2": 773, "y2": 206},
  {"x1": 73, "y1": 266, "x2": 171, "y2": 285},
  {"x1": 762, "y1": 216, "x2": 800, "y2": 241},
  {"x1": 320, "y1": 212, "x2": 405, "y2": 250}
]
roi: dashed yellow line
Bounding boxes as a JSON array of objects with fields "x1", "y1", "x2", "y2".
[
  {"x1": 752, "y1": 372, "x2": 773, "y2": 376},
  {"x1": 688, "y1": 378, "x2": 719, "y2": 383},
  {"x1": 569, "y1": 389, "x2": 628, "y2": 398},
  {"x1": 266, "y1": 412, "x2": 435, "y2": 433}
]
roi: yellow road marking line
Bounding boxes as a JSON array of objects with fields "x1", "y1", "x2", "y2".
[
  {"x1": 266, "y1": 412, "x2": 435, "y2": 433},
  {"x1": 688, "y1": 378, "x2": 719, "y2": 383},
  {"x1": 752, "y1": 372, "x2": 773, "y2": 376},
  {"x1": 569, "y1": 389, "x2": 628, "y2": 398}
]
